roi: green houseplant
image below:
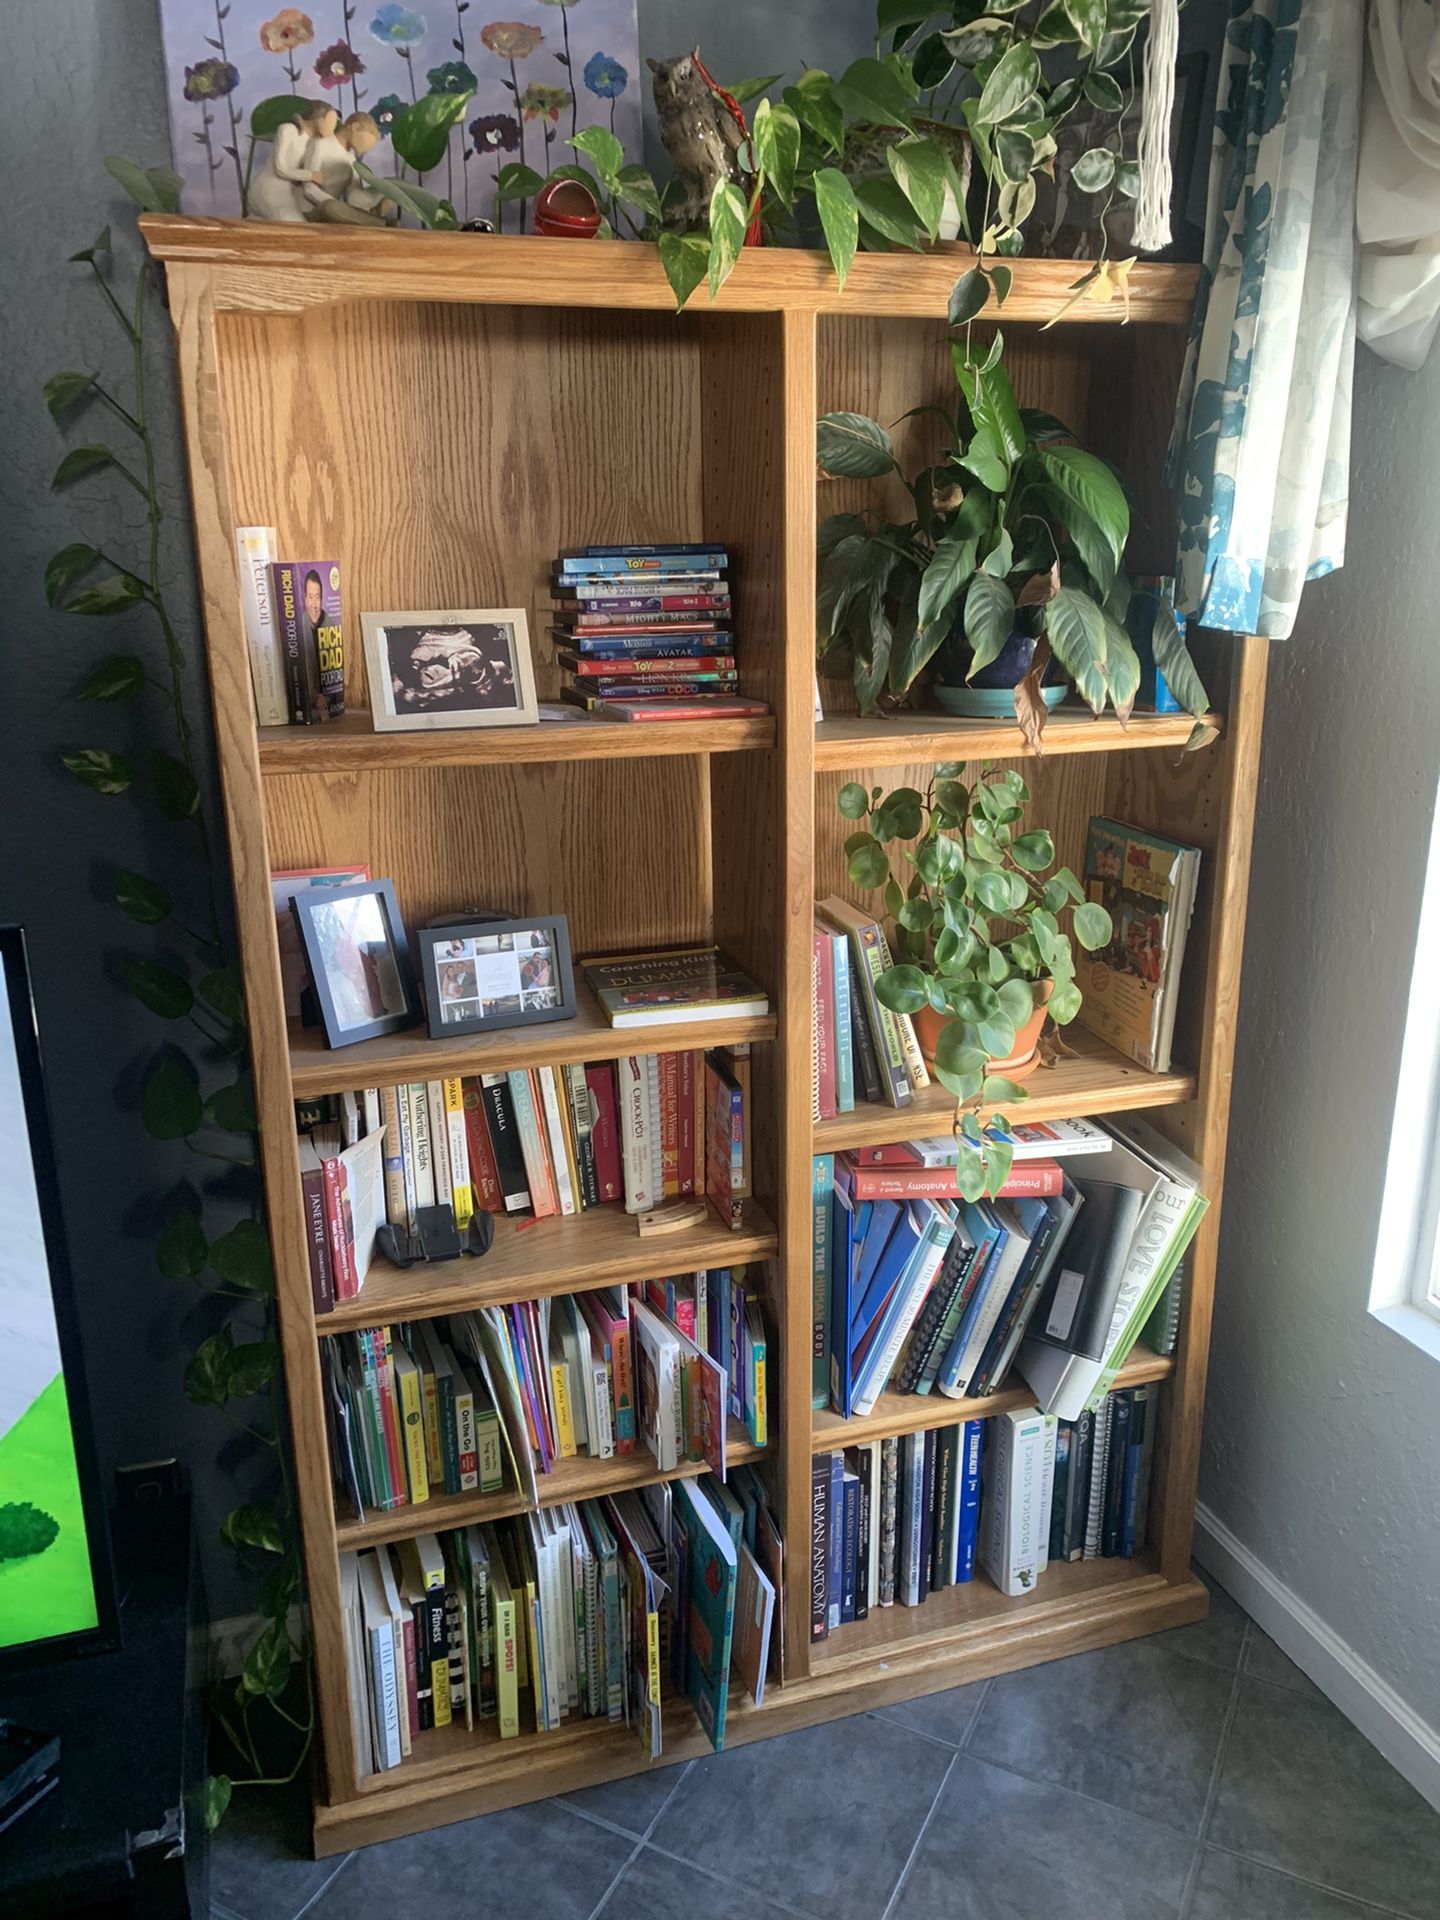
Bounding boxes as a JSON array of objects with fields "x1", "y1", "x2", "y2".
[
  {"x1": 839, "y1": 763, "x2": 1112, "y2": 1197},
  {"x1": 816, "y1": 334, "x2": 1206, "y2": 736}
]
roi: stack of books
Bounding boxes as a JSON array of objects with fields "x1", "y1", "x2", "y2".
[
  {"x1": 343, "y1": 1468, "x2": 781, "y2": 1771},
  {"x1": 325, "y1": 1279, "x2": 769, "y2": 1519},
  {"x1": 813, "y1": 896, "x2": 930, "y2": 1118},
  {"x1": 810, "y1": 1384, "x2": 1157, "y2": 1631},
  {"x1": 297, "y1": 1043, "x2": 755, "y2": 1315},
  {"x1": 236, "y1": 525, "x2": 345, "y2": 726},
  {"x1": 551, "y1": 543, "x2": 767, "y2": 722},
  {"x1": 813, "y1": 1117, "x2": 1206, "y2": 1422}
]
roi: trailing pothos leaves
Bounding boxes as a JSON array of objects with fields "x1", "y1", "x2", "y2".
[
  {"x1": 838, "y1": 765, "x2": 1113, "y2": 1199},
  {"x1": 816, "y1": 336, "x2": 1207, "y2": 738},
  {"x1": 44, "y1": 169, "x2": 307, "y2": 1828}
]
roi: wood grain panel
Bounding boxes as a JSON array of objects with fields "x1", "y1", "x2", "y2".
[
  {"x1": 257, "y1": 711, "x2": 775, "y2": 771},
  {"x1": 141, "y1": 217, "x2": 1202, "y2": 325},
  {"x1": 263, "y1": 756, "x2": 711, "y2": 955}
]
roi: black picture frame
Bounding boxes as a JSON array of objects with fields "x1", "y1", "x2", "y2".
[
  {"x1": 418, "y1": 915, "x2": 577, "y2": 1039},
  {"x1": 290, "y1": 879, "x2": 420, "y2": 1049}
]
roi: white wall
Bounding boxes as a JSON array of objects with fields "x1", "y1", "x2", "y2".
[{"x1": 1200, "y1": 338, "x2": 1440, "y2": 1751}]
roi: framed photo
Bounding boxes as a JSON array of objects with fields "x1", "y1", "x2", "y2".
[
  {"x1": 417, "y1": 915, "x2": 577, "y2": 1039},
  {"x1": 361, "y1": 609, "x2": 538, "y2": 732},
  {"x1": 290, "y1": 879, "x2": 421, "y2": 1048},
  {"x1": 270, "y1": 865, "x2": 371, "y2": 1023}
]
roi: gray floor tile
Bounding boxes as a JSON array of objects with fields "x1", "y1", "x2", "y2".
[
  {"x1": 607, "y1": 1846, "x2": 795, "y2": 1920},
  {"x1": 208, "y1": 1773, "x2": 349, "y2": 1920},
  {"x1": 967, "y1": 1636, "x2": 1234, "y2": 1836},
  {"x1": 649, "y1": 1713, "x2": 951, "y2": 1920},
  {"x1": 562, "y1": 1758, "x2": 690, "y2": 1836},
  {"x1": 1189, "y1": 1848, "x2": 1410, "y2": 1919},
  {"x1": 870, "y1": 1678, "x2": 989, "y2": 1747},
  {"x1": 899, "y1": 1753, "x2": 1193, "y2": 1920},
  {"x1": 1153, "y1": 1565, "x2": 1249, "y2": 1674},
  {"x1": 305, "y1": 1800, "x2": 632, "y2": 1920},
  {"x1": 1243, "y1": 1625, "x2": 1325, "y2": 1702},
  {"x1": 1209, "y1": 1678, "x2": 1440, "y2": 1920}
]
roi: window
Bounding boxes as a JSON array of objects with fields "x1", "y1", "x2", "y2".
[{"x1": 1370, "y1": 783, "x2": 1440, "y2": 1360}]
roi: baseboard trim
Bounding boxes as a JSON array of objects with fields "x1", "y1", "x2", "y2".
[{"x1": 1194, "y1": 1503, "x2": 1440, "y2": 1814}]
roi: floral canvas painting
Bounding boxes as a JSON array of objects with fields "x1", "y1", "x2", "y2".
[{"x1": 157, "y1": 1, "x2": 642, "y2": 228}]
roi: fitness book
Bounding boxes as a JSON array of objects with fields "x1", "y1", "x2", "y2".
[{"x1": 583, "y1": 946, "x2": 770, "y2": 1028}]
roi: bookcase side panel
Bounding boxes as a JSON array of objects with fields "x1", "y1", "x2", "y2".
[
  {"x1": 1101, "y1": 636, "x2": 1268, "y2": 1584},
  {"x1": 701, "y1": 308, "x2": 819, "y2": 1681},
  {"x1": 165, "y1": 266, "x2": 357, "y2": 1802}
]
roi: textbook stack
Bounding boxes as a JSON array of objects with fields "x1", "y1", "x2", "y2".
[
  {"x1": 342, "y1": 1468, "x2": 782, "y2": 1773},
  {"x1": 326, "y1": 1280, "x2": 770, "y2": 1521},
  {"x1": 812, "y1": 896, "x2": 931, "y2": 1118},
  {"x1": 810, "y1": 1384, "x2": 1158, "y2": 1632},
  {"x1": 813, "y1": 1116, "x2": 1206, "y2": 1422},
  {"x1": 551, "y1": 544, "x2": 767, "y2": 723}
]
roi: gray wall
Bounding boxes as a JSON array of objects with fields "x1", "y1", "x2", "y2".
[{"x1": 1201, "y1": 341, "x2": 1440, "y2": 1733}]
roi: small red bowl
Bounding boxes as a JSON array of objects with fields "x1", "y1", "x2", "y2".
[{"x1": 534, "y1": 178, "x2": 602, "y2": 238}]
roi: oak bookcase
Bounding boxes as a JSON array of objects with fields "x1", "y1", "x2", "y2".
[{"x1": 142, "y1": 217, "x2": 1264, "y2": 1855}]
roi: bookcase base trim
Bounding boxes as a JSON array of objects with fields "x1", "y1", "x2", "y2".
[{"x1": 310, "y1": 1572, "x2": 1207, "y2": 1855}]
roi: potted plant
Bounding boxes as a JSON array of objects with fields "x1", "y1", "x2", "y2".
[
  {"x1": 816, "y1": 336, "x2": 1206, "y2": 740},
  {"x1": 838, "y1": 763, "x2": 1112, "y2": 1198}
]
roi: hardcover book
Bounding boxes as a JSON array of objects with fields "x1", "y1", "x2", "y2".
[{"x1": 584, "y1": 946, "x2": 769, "y2": 1028}]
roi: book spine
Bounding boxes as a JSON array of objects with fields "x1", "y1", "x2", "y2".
[
  {"x1": 549, "y1": 1361, "x2": 577, "y2": 1458},
  {"x1": 675, "y1": 1049, "x2": 696, "y2": 1196},
  {"x1": 1101, "y1": 1389, "x2": 1132, "y2": 1556},
  {"x1": 1063, "y1": 1407, "x2": 1094, "y2": 1560},
  {"x1": 437, "y1": 1367, "x2": 461, "y2": 1495},
  {"x1": 506, "y1": 1070, "x2": 555, "y2": 1217},
  {"x1": 852, "y1": 1454, "x2": 872, "y2": 1622},
  {"x1": 1036, "y1": 1413, "x2": 1058, "y2": 1575},
  {"x1": 475, "y1": 1406, "x2": 504, "y2": 1491},
  {"x1": 658, "y1": 1052, "x2": 680, "y2": 1197},
  {"x1": 825, "y1": 1452, "x2": 844, "y2": 1631},
  {"x1": 320, "y1": 1156, "x2": 354, "y2": 1300},
  {"x1": 839, "y1": 1474, "x2": 859, "y2": 1625},
  {"x1": 1048, "y1": 1420, "x2": 1072, "y2": 1566},
  {"x1": 299, "y1": 1163, "x2": 335, "y2": 1316},
  {"x1": 618, "y1": 1054, "x2": 657, "y2": 1213},
  {"x1": 366, "y1": 1616, "x2": 402, "y2": 1769},
  {"x1": 585, "y1": 1063, "x2": 623, "y2": 1204},
  {"x1": 395, "y1": 1361, "x2": 429, "y2": 1504},
  {"x1": 846, "y1": 948, "x2": 884, "y2": 1104},
  {"x1": 443, "y1": 1077, "x2": 473, "y2": 1229},
  {"x1": 462, "y1": 1078, "x2": 503, "y2": 1214},
  {"x1": 270, "y1": 562, "x2": 314, "y2": 725},
  {"x1": 235, "y1": 527, "x2": 286, "y2": 726},
  {"x1": 1120, "y1": 1384, "x2": 1149, "y2": 1557},
  {"x1": 900, "y1": 1432, "x2": 924, "y2": 1607},
  {"x1": 454, "y1": 1377, "x2": 478, "y2": 1492},
  {"x1": 878, "y1": 1435, "x2": 899, "y2": 1606},
  {"x1": 813, "y1": 928, "x2": 836, "y2": 1121},
  {"x1": 811, "y1": 1153, "x2": 833, "y2": 1411},
  {"x1": 916, "y1": 1430, "x2": 936, "y2": 1606},
  {"x1": 393, "y1": 1084, "x2": 419, "y2": 1227},
  {"x1": 931, "y1": 1424, "x2": 956, "y2": 1593},
  {"x1": 406, "y1": 1083, "x2": 435, "y2": 1210},
  {"x1": 852, "y1": 924, "x2": 911, "y2": 1106},
  {"x1": 377, "y1": 1086, "x2": 410, "y2": 1229},
  {"x1": 1083, "y1": 1397, "x2": 1112, "y2": 1560},
  {"x1": 744, "y1": 1306, "x2": 767, "y2": 1447},
  {"x1": 426, "y1": 1081, "x2": 453, "y2": 1218},
  {"x1": 563, "y1": 1063, "x2": 602, "y2": 1208},
  {"x1": 609, "y1": 1306, "x2": 636, "y2": 1454},
  {"x1": 831, "y1": 932, "x2": 855, "y2": 1113},
  {"x1": 810, "y1": 1455, "x2": 829, "y2": 1641},
  {"x1": 480, "y1": 1074, "x2": 529, "y2": 1211},
  {"x1": 874, "y1": 924, "x2": 929, "y2": 1091},
  {"x1": 537, "y1": 1066, "x2": 577, "y2": 1217},
  {"x1": 955, "y1": 1419, "x2": 984, "y2": 1583}
]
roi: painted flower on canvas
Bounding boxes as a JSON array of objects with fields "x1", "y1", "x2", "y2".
[
  {"x1": 427, "y1": 59, "x2": 478, "y2": 94},
  {"x1": 183, "y1": 58, "x2": 241, "y2": 101},
  {"x1": 314, "y1": 41, "x2": 366, "y2": 89},
  {"x1": 370, "y1": 3, "x2": 428, "y2": 46},
  {"x1": 480, "y1": 21, "x2": 543, "y2": 59},
  {"x1": 520, "y1": 82, "x2": 570, "y2": 123},
  {"x1": 583, "y1": 51, "x2": 627, "y2": 99},
  {"x1": 258, "y1": 8, "x2": 313, "y2": 52},
  {"x1": 374, "y1": 93, "x2": 406, "y2": 137},
  {"x1": 470, "y1": 112, "x2": 520, "y2": 153}
]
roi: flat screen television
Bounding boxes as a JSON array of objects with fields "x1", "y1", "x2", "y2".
[{"x1": 0, "y1": 926, "x2": 118, "y2": 1669}]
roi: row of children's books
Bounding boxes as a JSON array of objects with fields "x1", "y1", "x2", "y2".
[
  {"x1": 814, "y1": 1116, "x2": 1205, "y2": 1425},
  {"x1": 325, "y1": 1275, "x2": 769, "y2": 1519},
  {"x1": 811, "y1": 1385, "x2": 1157, "y2": 1634},
  {"x1": 812, "y1": 895, "x2": 930, "y2": 1118},
  {"x1": 295, "y1": 1045, "x2": 753, "y2": 1314},
  {"x1": 343, "y1": 1468, "x2": 782, "y2": 1774},
  {"x1": 551, "y1": 544, "x2": 766, "y2": 724}
]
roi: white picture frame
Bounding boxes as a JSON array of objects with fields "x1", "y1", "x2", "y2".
[{"x1": 360, "y1": 608, "x2": 539, "y2": 732}]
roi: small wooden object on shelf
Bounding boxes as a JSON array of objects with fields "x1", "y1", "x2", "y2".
[{"x1": 144, "y1": 217, "x2": 1265, "y2": 1856}]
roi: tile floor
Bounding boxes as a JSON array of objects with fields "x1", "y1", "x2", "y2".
[{"x1": 210, "y1": 1570, "x2": 1440, "y2": 1920}]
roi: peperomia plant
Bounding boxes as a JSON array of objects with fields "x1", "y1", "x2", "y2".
[
  {"x1": 839, "y1": 763, "x2": 1112, "y2": 1198},
  {"x1": 817, "y1": 334, "x2": 1207, "y2": 738}
]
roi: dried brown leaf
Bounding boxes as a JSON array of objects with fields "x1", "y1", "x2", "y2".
[
  {"x1": 1015, "y1": 562, "x2": 1061, "y2": 609},
  {"x1": 1013, "y1": 635, "x2": 1052, "y2": 755}
]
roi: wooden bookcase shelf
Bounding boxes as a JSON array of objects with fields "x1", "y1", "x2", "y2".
[
  {"x1": 259, "y1": 709, "x2": 776, "y2": 772},
  {"x1": 145, "y1": 216, "x2": 1263, "y2": 1855},
  {"x1": 813, "y1": 708, "x2": 1219, "y2": 773},
  {"x1": 317, "y1": 1198, "x2": 778, "y2": 1335},
  {"x1": 810, "y1": 1344, "x2": 1173, "y2": 1452},
  {"x1": 812, "y1": 1029, "x2": 1196, "y2": 1155},
  {"x1": 288, "y1": 983, "x2": 777, "y2": 1099}
]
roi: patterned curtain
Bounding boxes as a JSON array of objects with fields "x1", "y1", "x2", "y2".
[{"x1": 1167, "y1": 0, "x2": 1364, "y2": 640}]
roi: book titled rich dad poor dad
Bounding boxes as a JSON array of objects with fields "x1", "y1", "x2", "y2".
[{"x1": 270, "y1": 558, "x2": 344, "y2": 725}]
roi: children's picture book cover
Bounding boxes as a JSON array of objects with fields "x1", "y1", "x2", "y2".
[{"x1": 157, "y1": 1, "x2": 642, "y2": 230}]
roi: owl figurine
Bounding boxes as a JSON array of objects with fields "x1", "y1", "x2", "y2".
[{"x1": 648, "y1": 50, "x2": 748, "y2": 229}]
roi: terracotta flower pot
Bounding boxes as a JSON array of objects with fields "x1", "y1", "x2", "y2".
[
  {"x1": 534, "y1": 178, "x2": 602, "y2": 238},
  {"x1": 913, "y1": 979, "x2": 1054, "y2": 1084}
]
